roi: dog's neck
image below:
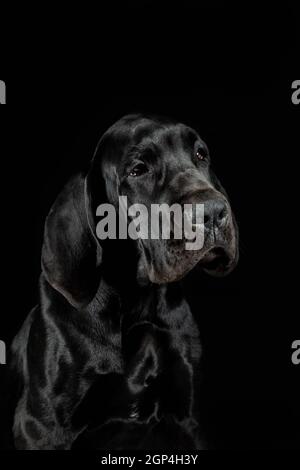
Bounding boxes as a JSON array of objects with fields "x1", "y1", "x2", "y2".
[{"x1": 84, "y1": 273, "x2": 187, "y2": 332}]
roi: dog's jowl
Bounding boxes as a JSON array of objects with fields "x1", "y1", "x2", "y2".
[{"x1": 11, "y1": 114, "x2": 238, "y2": 449}]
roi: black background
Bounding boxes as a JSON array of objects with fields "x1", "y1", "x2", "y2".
[{"x1": 0, "y1": 2, "x2": 299, "y2": 450}]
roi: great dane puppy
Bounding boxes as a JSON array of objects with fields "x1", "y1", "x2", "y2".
[{"x1": 11, "y1": 114, "x2": 238, "y2": 449}]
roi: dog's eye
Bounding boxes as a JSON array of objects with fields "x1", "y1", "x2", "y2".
[
  {"x1": 129, "y1": 163, "x2": 148, "y2": 177},
  {"x1": 196, "y1": 149, "x2": 206, "y2": 161}
]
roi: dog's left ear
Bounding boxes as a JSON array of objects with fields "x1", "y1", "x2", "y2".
[{"x1": 41, "y1": 171, "x2": 103, "y2": 309}]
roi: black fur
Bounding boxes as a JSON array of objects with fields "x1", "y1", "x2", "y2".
[{"x1": 12, "y1": 114, "x2": 238, "y2": 449}]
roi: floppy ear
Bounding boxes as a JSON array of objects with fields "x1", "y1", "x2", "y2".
[{"x1": 41, "y1": 172, "x2": 102, "y2": 309}]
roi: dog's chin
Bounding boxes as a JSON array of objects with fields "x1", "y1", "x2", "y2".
[{"x1": 198, "y1": 246, "x2": 236, "y2": 277}]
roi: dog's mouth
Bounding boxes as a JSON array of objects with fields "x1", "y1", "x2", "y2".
[
  {"x1": 138, "y1": 239, "x2": 236, "y2": 284},
  {"x1": 198, "y1": 246, "x2": 233, "y2": 275},
  {"x1": 136, "y1": 212, "x2": 238, "y2": 284}
]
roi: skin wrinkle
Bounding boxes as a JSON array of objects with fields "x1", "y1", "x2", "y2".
[{"x1": 11, "y1": 114, "x2": 238, "y2": 450}]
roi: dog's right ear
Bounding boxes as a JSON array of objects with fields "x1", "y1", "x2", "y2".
[{"x1": 41, "y1": 173, "x2": 102, "y2": 309}]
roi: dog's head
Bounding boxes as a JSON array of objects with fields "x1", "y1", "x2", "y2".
[{"x1": 42, "y1": 114, "x2": 238, "y2": 308}]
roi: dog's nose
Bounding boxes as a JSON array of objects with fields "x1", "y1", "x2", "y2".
[{"x1": 204, "y1": 199, "x2": 228, "y2": 229}]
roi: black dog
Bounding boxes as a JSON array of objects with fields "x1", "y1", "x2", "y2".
[{"x1": 11, "y1": 114, "x2": 238, "y2": 449}]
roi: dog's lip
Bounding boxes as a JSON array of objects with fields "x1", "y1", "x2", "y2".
[
  {"x1": 201, "y1": 246, "x2": 225, "y2": 260},
  {"x1": 198, "y1": 246, "x2": 230, "y2": 267},
  {"x1": 139, "y1": 237, "x2": 233, "y2": 283}
]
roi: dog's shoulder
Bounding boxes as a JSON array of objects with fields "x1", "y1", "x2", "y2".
[{"x1": 11, "y1": 306, "x2": 38, "y2": 381}]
